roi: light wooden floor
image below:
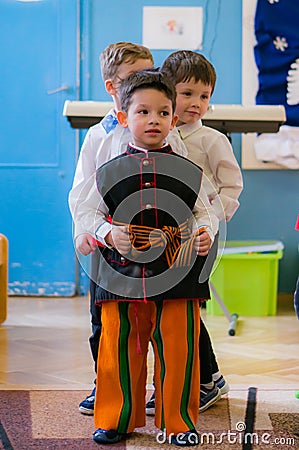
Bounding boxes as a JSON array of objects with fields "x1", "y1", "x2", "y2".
[{"x1": 0, "y1": 295, "x2": 298, "y2": 391}]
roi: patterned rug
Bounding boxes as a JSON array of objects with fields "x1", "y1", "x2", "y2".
[{"x1": 0, "y1": 386, "x2": 298, "y2": 449}]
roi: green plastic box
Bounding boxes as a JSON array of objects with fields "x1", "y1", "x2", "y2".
[{"x1": 207, "y1": 241, "x2": 284, "y2": 316}]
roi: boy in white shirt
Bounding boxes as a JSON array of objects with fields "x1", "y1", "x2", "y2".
[
  {"x1": 69, "y1": 43, "x2": 231, "y2": 417},
  {"x1": 69, "y1": 42, "x2": 188, "y2": 414},
  {"x1": 162, "y1": 50, "x2": 243, "y2": 222},
  {"x1": 161, "y1": 50, "x2": 243, "y2": 410}
]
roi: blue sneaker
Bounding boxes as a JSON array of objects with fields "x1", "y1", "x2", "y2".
[
  {"x1": 199, "y1": 384, "x2": 221, "y2": 412},
  {"x1": 93, "y1": 428, "x2": 131, "y2": 445},
  {"x1": 78, "y1": 387, "x2": 95, "y2": 415},
  {"x1": 146, "y1": 384, "x2": 223, "y2": 416},
  {"x1": 215, "y1": 375, "x2": 230, "y2": 395},
  {"x1": 145, "y1": 392, "x2": 155, "y2": 416}
]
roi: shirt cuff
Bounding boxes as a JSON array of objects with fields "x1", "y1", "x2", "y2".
[{"x1": 95, "y1": 222, "x2": 113, "y2": 247}]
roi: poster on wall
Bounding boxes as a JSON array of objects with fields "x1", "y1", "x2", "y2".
[
  {"x1": 143, "y1": 6, "x2": 203, "y2": 50},
  {"x1": 242, "y1": 0, "x2": 299, "y2": 170}
]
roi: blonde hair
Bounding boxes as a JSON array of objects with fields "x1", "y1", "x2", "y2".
[{"x1": 100, "y1": 42, "x2": 153, "y2": 81}]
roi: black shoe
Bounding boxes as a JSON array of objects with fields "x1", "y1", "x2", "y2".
[
  {"x1": 93, "y1": 428, "x2": 131, "y2": 445},
  {"x1": 145, "y1": 391, "x2": 155, "y2": 416},
  {"x1": 78, "y1": 387, "x2": 95, "y2": 415},
  {"x1": 171, "y1": 430, "x2": 199, "y2": 446}
]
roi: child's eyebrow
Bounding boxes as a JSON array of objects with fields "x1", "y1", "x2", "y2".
[
  {"x1": 136, "y1": 103, "x2": 171, "y2": 109},
  {"x1": 134, "y1": 103, "x2": 150, "y2": 110}
]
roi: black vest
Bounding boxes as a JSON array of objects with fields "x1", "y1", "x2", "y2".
[{"x1": 95, "y1": 144, "x2": 210, "y2": 303}]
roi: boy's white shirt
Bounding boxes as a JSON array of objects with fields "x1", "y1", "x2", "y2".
[
  {"x1": 177, "y1": 120, "x2": 243, "y2": 222},
  {"x1": 68, "y1": 110, "x2": 218, "y2": 243}
]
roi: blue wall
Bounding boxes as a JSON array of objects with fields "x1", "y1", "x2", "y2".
[
  {"x1": 2, "y1": 0, "x2": 296, "y2": 295},
  {"x1": 0, "y1": 0, "x2": 78, "y2": 296},
  {"x1": 80, "y1": 0, "x2": 298, "y2": 293}
]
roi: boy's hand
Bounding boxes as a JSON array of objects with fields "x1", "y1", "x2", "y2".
[
  {"x1": 193, "y1": 231, "x2": 211, "y2": 256},
  {"x1": 106, "y1": 226, "x2": 131, "y2": 256},
  {"x1": 76, "y1": 233, "x2": 97, "y2": 255}
]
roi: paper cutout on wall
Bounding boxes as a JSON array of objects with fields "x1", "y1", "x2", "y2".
[
  {"x1": 253, "y1": 0, "x2": 299, "y2": 168},
  {"x1": 254, "y1": 0, "x2": 299, "y2": 127},
  {"x1": 143, "y1": 6, "x2": 203, "y2": 50},
  {"x1": 242, "y1": 0, "x2": 299, "y2": 169}
]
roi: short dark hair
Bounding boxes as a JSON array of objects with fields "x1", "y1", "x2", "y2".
[
  {"x1": 118, "y1": 68, "x2": 177, "y2": 113},
  {"x1": 162, "y1": 50, "x2": 216, "y2": 94}
]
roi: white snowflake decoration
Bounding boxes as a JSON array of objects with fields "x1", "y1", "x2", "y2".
[
  {"x1": 273, "y1": 36, "x2": 288, "y2": 51},
  {"x1": 287, "y1": 58, "x2": 299, "y2": 105},
  {"x1": 268, "y1": 0, "x2": 279, "y2": 4}
]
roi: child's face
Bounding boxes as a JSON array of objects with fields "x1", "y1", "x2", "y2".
[
  {"x1": 175, "y1": 78, "x2": 212, "y2": 126},
  {"x1": 118, "y1": 88, "x2": 177, "y2": 149}
]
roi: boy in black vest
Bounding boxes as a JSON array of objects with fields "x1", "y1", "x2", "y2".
[{"x1": 80, "y1": 68, "x2": 218, "y2": 446}]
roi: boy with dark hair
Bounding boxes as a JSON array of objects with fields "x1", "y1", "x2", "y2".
[
  {"x1": 81, "y1": 68, "x2": 218, "y2": 445},
  {"x1": 161, "y1": 49, "x2": 243, "y2": 407},
  {"x1": 162, "y1": 50, "x2": 243, "y2": 222}
]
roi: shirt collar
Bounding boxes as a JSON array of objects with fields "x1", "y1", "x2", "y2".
[
  {"x1": 127, "y1": 142, "x2": 173, "y2": 155},
  {"x1": 177, "y1": 120, "x2": 203, "y2": 140}
]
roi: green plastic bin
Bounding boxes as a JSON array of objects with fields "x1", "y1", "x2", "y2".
[{"x1": 207, "y1": 241, "x2": 284, "y2": 316}]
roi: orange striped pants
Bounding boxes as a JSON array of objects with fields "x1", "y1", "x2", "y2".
[{"x1": 94, "y1": 300, "x2": 200, "y2": 435}]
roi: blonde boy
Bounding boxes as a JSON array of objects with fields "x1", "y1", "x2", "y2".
[{"x1": 69, "y1": 43, "x2": 187, "y2": 415}]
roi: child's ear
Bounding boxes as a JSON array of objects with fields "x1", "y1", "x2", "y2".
[
  {"x1": 105, "y1": 79, "x2": 117, "y2": 95},
  {"x1": 117, "y1": 110, "x2": 128, "y2": 128},
  {"x1": 170, "y1": 114, "x2": 179, "y2": 130}
]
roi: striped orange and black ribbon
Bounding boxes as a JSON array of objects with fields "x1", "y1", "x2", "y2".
[{"x1": 113, "y1": 220, "x2": 207, "y2": 268}]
